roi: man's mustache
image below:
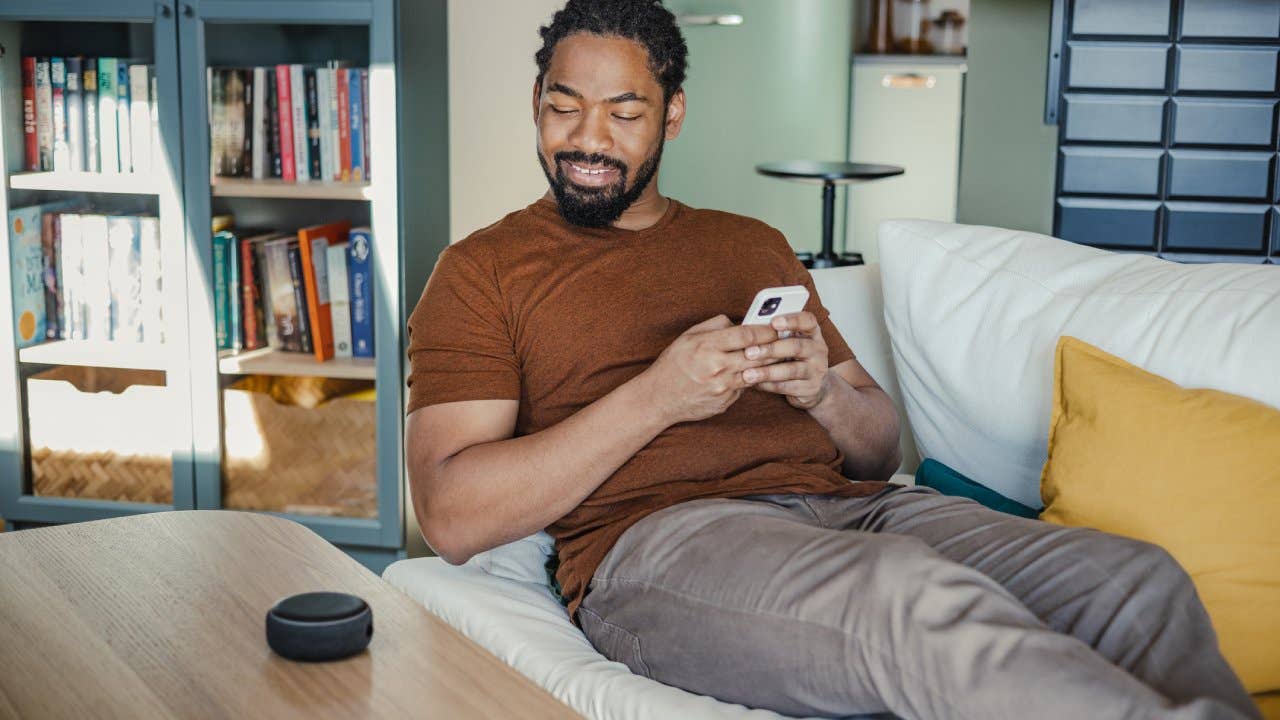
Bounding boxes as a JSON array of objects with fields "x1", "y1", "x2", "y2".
[{"x1": 554, "y1": 151, "x2": 628, "y2": 175}]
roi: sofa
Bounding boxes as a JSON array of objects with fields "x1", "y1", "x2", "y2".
[{"x1": 384, "y1": 219, "x2": 1280, "y2": 720}]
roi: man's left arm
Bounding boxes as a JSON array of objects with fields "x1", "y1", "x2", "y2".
[{"x1": 743, "y1": 312, "x2": 902, "y2": 480}]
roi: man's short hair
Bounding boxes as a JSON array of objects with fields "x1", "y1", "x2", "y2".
[{"x1": 535, "y1": 0, "x2": 689, "y2": 104}]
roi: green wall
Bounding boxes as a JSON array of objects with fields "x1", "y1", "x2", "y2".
[{"x1": 956, "y1": 0, "x2": 1059, "y2": 235}]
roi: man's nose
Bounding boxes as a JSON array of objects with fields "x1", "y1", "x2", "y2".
[{"x1": 568, "y1": 108, "x2": 613, "y2": 155}]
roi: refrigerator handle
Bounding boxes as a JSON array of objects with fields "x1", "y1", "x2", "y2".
[
  {"x1": 677, "y1": 14, "x2": 744, "y2": 26},
  {"x1": 881, "y1": 73, "x2": 937, "y2": 89}
]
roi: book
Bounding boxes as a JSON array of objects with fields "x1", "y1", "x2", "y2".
[
  {"x1": 266, "y1": 68, "x2": 281, "y2": 178},
  {"x1": 208, "y1": 67, "x2": 223, "y2": 175},
  {"x1": 336, "y1": 68, "x2": 351, "y2": 181},
  {"x1": 116, "y1": 61, "x2": 131, "y2": 173},
  {"x1": 297, "y1": 220, "x2": 351, "y2": 361},
  {"x1": 286, "y1": 240, "x2": 313, "y2": 353},
  {"x1": 316, "y1": 68, "x2": 333, "y2": 182},
  {"x1": 58, "y1": 213, "x2": 83, "y2": 340},
  {"x1": 149, "y1": 71, "x2": 160, "y2": 175},
  {"x1": 262, "y1": 236, "x2": 303, "y2": 351},
  {"x1": 274, "y1": 64, "x2": 295, "y2": 182},
  {"x1": 326, "y1": 241, "x2": 352, "y2": 358},
  {"x1": 255, "y1": 241, "x2": 281, "y2": 349},
  {"x1": 107, "y1": 215, "x2": 142, "y2": 342},
  {"x1": 325, "y1": 63, "x2": 343, "y2": 180},
  {"x1": 7, "y1": 206, "x2": 51, "y2": 347},
  {"x1": 212, "y1": 230, "x2": 233, "y2": 350},
  {"x1": 225, "y1": 69, "x2": 245, "y2": 177},
  {"x1": 41, "y1": 212, "x2": 59, "y2": 339},
  {"x1": 305, "y1": 67, "x2": 321, "y2": 180},
  {"x1": 65, "y1": 57, "x2": 85, "y2": 172},
  {"x1": 360, "y1": 68, "x2": 370, "y2": 179},
  {"x1": 21, "y1": 57, "x2": 38, "y2": 171},
  {"x1": 138, "y1": 216, "x2": 163, "y2": 343},
  {"x1": 348, "y1": 67, "x2": 363, "y2": 182},
  {"x1": 240, "y1": 68, "x2": 253, "y2": 178},
  {"x1": 129, "y1": 64, "x2": 151, "y2": 176},
  {"x1": 238, "y1": 231, "x2": 274, "y2": 350},
  {"x1": 251, "y1": 67, "x2": 267, "y2": 179},
  {"x1": 79, "y1": 214, "x2": 111, "y2": 340},
  {"x1": 83, "y1": 60, "x2": 99, "y2": 173},
  {"x1": 98, "y1": 58, "x2": 119, "y2": 173},
  {"x1": 289, "y1": 64, "x2": 309, "y2": 183},
  {"x1": 35, "y1": 58, "x2": 53, "y2": 171},
  {"x1": 51, "y1": 58, "x2": 70, "y2": 170},
  {"x1": 348, "y1": 228, "x2": 373, "y2": 358}
]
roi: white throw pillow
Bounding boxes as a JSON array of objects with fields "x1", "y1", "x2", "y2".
[
  {"x1": 877, "y1": 219, "x2": 1280, "y2": 508},
  {"x1": 465, "y1": 531, "x2": 556, "y2": 585}
]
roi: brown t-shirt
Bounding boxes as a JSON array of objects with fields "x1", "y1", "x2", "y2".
[{"x1": 406, "y1": 197, "x2": 893, "y2": 623}]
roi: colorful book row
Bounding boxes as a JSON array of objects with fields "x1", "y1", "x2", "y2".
[
  {"x1": 214, "y1": 221, "x2": 373, "y2": 361},
  {"x1": 22, "y1": 56, "x2": 160, "y2": 175},
  {"x1": 8, "y1": 203, "x2": 163, "y2": 348},
  {"x1": 209, "y1": 64, "x2": 370, "y2": 184}
]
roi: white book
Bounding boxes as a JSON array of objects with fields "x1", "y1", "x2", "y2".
[
  {"x1": 150, "y1": 72, "x2": 160, "y2": 175},
  {"x1": 251, "y1": 66, "x2": 267, "y2": 179},
  {"x1": 116, "y1": 65, "x2": 132, "y2": 174},
  {"x1": 65, "y1": 61, "x2": 84, "y2": 171},
  {"x1": 129, "y1": 65, "x2": 151, "y2": 177},
  {"x1": 34, "y1": 59, "x2": 53, "y2": 171},
  {"x1": 327, "y1": 241, "x2": 352, "y2": 358},
  {"x1": 326, "y1": 65, "x2": 342, "y2": 180},
  {"x1": 316, "y1": 68, "x2": 333, "y2": 182},
  {"x1": 98, "y1": 59, "x2": 119, "y2": 174},
  {"x1": 289, "y1": 64, "x2": 309, "y2": 183},
  {"x1": 138, "y1": 216, "x2": 163, "y2": 344},
  {"x1": 57, "y1": 214, "x2": 82, "y2": 339},
  {"x1": 79, "y1": 214, "x2": 111, "y2": 341},
  {"x1": 107, "y1": 216, "x2": 142, "y2": 342},
  {"x1": 51, "y1": 59, "x2": 70, "y2": 171}
]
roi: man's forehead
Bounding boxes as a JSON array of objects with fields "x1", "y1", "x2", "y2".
[{"x1": 543, "y1": 32, "x2": 660, "y2": 100}]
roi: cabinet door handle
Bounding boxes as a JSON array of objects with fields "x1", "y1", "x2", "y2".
[
  {"x1": 159, "y1": 3, "x2": 172, "y2": 18},
  {"x1": 182, "y1": 3, "x2": 195, "y2": 17},
  {"x1": 676, "y1": 14, "x2": 743, "y2": 26},
  {"x1": 881, "y1": 73, "x2": 936, "y2": 89}
]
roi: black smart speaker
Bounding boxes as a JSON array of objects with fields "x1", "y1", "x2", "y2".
[{"x1": 265, "y1": 591, "x2": 374, "y2": 662}]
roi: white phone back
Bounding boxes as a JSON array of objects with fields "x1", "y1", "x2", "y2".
[{"x1": 742, "y1": 285, "x2": 810, "y2": 326}]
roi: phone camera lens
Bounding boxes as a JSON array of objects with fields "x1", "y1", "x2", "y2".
[{"x1": 759, "y1": 297, "x2": 781, "y2": 317}]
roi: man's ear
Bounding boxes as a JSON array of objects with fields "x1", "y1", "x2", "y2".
[
  {"x1": 664, "y1": 88, "x2": 686, "y2": 141},
  {"x1": 532, "y1": 79, "x2": 542, "y2": 125}
]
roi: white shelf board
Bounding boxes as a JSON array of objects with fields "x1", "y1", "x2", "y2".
[
  {"x1": 9, "y1": 171, "x2": 161, "y2": 195},
  {"x1": 218, "y1": 347, "x2": 375, "y2": 380},
  {"x1": 211, "y1": 177, "x2": 373, "y2": 201},
  {"x1": 18, "y1": 340, "x2": 171, "y2": 371}
]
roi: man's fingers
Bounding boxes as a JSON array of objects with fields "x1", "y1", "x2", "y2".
[
  {"x1": 769, "y1": 312, "x2": 819, "y2": 335},
  {"x1": 743, "y1": 337, "x2": 811, "y2": 361},
  {"x1": 684, "y1": 314, "x2": 733, "y2": 334},
  {"x1": 706, "y1": 323, "x2": 779, "y2": 351},
  {"x1": 742, "y1": 360, "x2": 808, "y2": 384}
]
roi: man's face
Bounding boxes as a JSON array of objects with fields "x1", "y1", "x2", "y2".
[{"x1": 534, "y1": 33, "x2": 684, "y2": 227}]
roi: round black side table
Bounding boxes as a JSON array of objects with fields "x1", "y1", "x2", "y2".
[{"x1": 755, "y1": 161, "x2": 905, "y2": 269}]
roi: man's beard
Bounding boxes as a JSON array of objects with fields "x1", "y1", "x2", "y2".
[{"x1": 538, "y1": 139, "x2": 663, "y2": 228}]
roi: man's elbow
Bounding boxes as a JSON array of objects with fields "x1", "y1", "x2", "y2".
[{"x1": 420, "y1": 515, "x2": 474, "y2": 566}]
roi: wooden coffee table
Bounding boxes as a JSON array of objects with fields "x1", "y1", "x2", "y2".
[{"x1": 0, "y1": 511, "x2": 580, "y2": 718}]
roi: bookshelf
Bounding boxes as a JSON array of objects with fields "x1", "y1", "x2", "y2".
[{"x1": 0, "y1": 0, "x2": 450, "y2": 573}]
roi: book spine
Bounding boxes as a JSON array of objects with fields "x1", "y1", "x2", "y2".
[
  {"x1": 305, "y1": 67, "x2": 321, "y2": 180},
  {"x1": 8, "y1": 206, "x2": 46, "y2": 348},
  {"x1": 139, "y1": 216, "x2": 163, "y2": 344},
  {"x1": 264, "y1": 239, "x2": 300, "y2": 351},
  {"x1": 239, "y1": 237, "x2": 260, "y2": 350},
  {"x1": 65, "y1": 58, "x2": 84, "y2": 172},
  {"x1": 327, "y1": 242, "x2": 352, "y2": 358},
  {"x1": 316, "y1": 69, "x2": 332, "y2": 182},
  {"x1": 301, "y1": 234, "x2": 333, "y2": 361},
  {"x1": 360, "y1": 68, "x2": 370, "y2": 179},
  {"x1": 289, "y1": 65, "x2": 309, "y2": 183},
  {"x1": 213, "y1": 231, "x2": 229, "y2": 350},
  {"x1": 228, "y1": 234, "x2": 242, "y2": 351},
  {"x1": 35, "y1": 59, "x2": 53, "y2": 171},
  {"x1": 107, "y1": 216, "x2": 142, "y2": 342},
  {"x1": 58, "y1": 214, "x2": 81, "y2": 340},
  {"x1": 326, "y1": 66, "x2": 341, "y2": 180},
  {"x1": 225, "y1": 69, "x2": 243, "y2": 176},
  {"x1": 41, "y1": 212, "x2": 60, "y2": 340},
  {"x1": 116, "y1": 62, "x2": 131, "y2": 173},
  {"x1": 22, "y1": 58, "x2": 38, "y2": 171},
  {"x1": 286, "y1": 241, "x2": 313, "y2": 353},
  {"x1": 80, "y1": 214, "x2": 111, "y2": 340},
  {"x1": 149, "y1": 69, "x2": 160, "y2": 175},
  {"x1": 207, "y1": 68, "x2": 220, "y2": 176},
  {"x1": 274, "y1": 64, "x2": 295, "y2": 182},
  {"x1": 251, "y1": 67, "x2": 266, "y2": 179},
  {"x1": 51, "y1": 58, "x2": 70, "y2": 171},
  {"x1": 336, "y1": 68, "x2": 351, "y2": 181},
  {"x1": 129, "y1": 64, "x2": 151, "y2": 176},
  {"x1": 98, "y1": 58, "x2": 119, "y2": 173},
  {"x1": 240, "y1": 68, "x2": 253, "y2": 178},
  {"x1": 83, "y1": 62, "x2": 99, "y2": 173},
  {"x1": 266, "y1": 69, "x2": 281, "y2": 178},
  {"x1": 348, "y1": 228, "x2": 373, "y2": 358},
  {"x1": 348, "y1": 68, "x2": 363, "y2": 182}
]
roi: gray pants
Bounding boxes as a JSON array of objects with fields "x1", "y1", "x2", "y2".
[{"x1": 577, "y1": 485, "x2": 1260, "y2": 720}]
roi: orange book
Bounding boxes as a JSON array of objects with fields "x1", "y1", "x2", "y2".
[{"x1": 296, "y1": 219, "x2": 352, "y2": 361}]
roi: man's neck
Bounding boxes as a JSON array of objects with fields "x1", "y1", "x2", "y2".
[{"x1": 543, "y1": 189, "x2": 671, "y2": 231}]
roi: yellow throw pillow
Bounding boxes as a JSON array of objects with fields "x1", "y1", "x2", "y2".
[{"x1": 1040, "y1": 336, "x2": 1280, "y2": 693}]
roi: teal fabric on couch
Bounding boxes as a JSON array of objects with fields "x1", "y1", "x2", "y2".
[{"x1": 915, "y1": 459, "x2": 1041, "y2": 518}]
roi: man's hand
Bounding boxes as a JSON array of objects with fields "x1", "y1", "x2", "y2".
[
  {"x1": 740, "y1": 312, "x2": 830, "y2": 410},
  {"x1": 639, "y1": 314, "x2": 785, "y2": 425}
]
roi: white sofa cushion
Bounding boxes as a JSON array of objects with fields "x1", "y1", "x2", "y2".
[{"x1": 877, "y1": 219, "x2": 1280, "y2": 509}]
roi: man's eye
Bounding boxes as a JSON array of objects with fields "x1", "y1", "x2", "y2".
[
  {"x1": 550, "y1": 106, "x2": 577, "y2": 114},
  {"x1": 613, "y1": 114, "x2": 640, "y2": 122}
]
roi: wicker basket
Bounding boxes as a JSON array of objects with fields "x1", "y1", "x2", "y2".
[
  {"x1": 27, "y1": 366, "x2": 174, "y2": 504},
  {"x1": 221, "y1": 375, "x2": 376, "y2": 518}
]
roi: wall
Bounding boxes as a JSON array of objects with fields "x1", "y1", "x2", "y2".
[
  {"x1": 447, "y1": 0, "x2": 564, "y2": 243},
  {"x1": 955, "y1": 0, "x2": 1058, "y2": 235}
]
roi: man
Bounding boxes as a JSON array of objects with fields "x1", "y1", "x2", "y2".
[{"x1": 404, "y1": 2, "x2": 1259, "y2": 718}]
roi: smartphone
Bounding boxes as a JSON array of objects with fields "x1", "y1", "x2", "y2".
[{"x1": 742, "y1": 285, "x2": 809, "y2": 338}]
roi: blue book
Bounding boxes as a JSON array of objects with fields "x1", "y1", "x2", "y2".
[
  {"x1": 8, "y1": 202, "x2": 72, "y2": 348},
  {"x1": 347, "y1": 227, "x2": 373, "y2": 358},
  {"x1": 348, "y1": 69, "x2": 363, "y2": 182}
]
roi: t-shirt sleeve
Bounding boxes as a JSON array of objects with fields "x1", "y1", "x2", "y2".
[
  {"x1": 405, "y1": 243, "x2": 521, "y2": 415},
  {"x1": 771, "y1": 230, "x2": 856, "y2": 368}
]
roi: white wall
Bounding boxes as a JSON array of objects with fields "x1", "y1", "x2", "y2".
[{"x1": 448, "y1": 0, "x2": 563, "y2": 243}]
